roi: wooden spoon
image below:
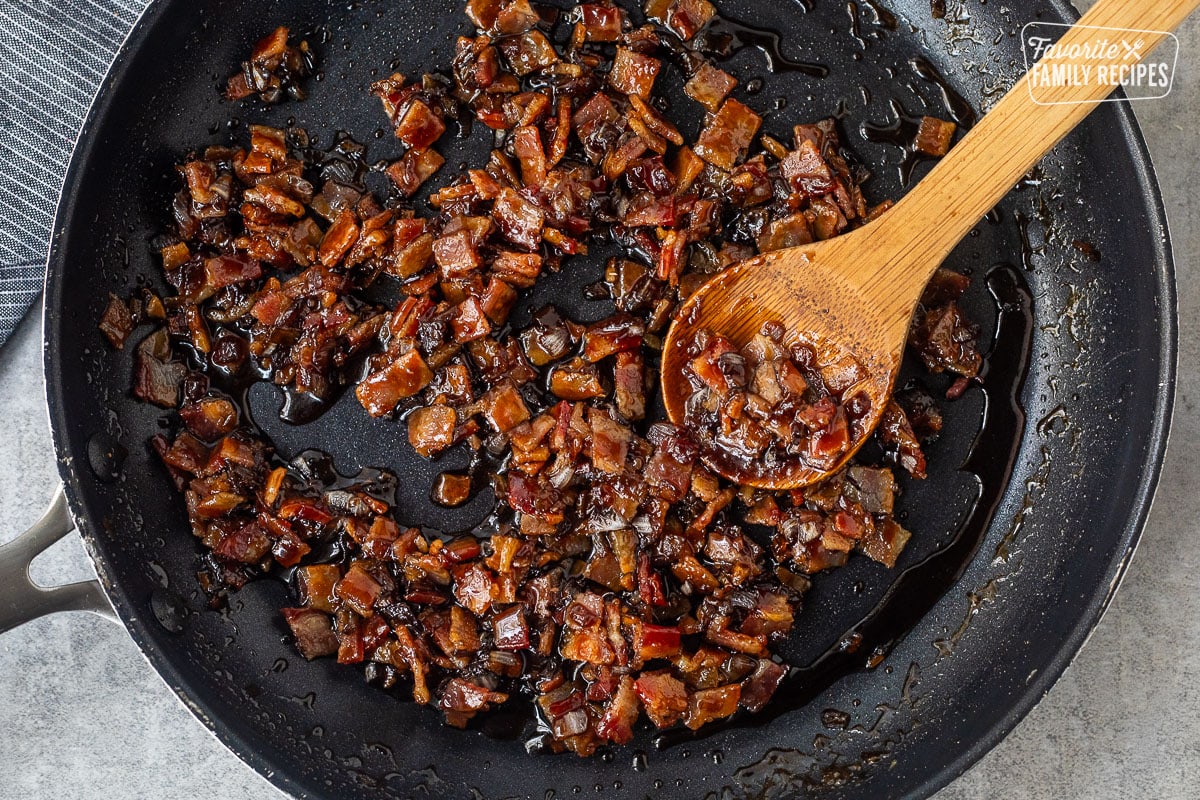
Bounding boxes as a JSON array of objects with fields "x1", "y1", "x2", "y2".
[{"x1": 662, "y1": 0, "x2": 1195, "y2": 490}]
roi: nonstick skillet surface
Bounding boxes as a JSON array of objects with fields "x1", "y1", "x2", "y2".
[{"x1": 44, "y1": 0, "x2": 1174, "y2": 797}]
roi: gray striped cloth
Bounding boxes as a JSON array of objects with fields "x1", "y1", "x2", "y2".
[{"x1": 0, "y1": 0, "x2": 149, "y2": 346}]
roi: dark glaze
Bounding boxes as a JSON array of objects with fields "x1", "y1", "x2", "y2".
[
  {"x1": 279, "y1": 388, "x2": 336, "y2": 425},
  {"x1": 861, "y1": 60, "x2": 975, "y2": 187},
  {"x1": 655, "y1": 263, "x2": 1033, "y2": 747},
  {"x1": 861, "y1": 0, "x2": 899, "y2": 31},
  {"x1": 698, "y1": 12, "x2": 830, "y2": 78},
  {"x1": 1015, "y1": 209, "x2": 1036, "y2": 271},
  {"x1": 909, "y1": 57, "x2": 976, "y2": 128},
  {"x1": 860, "y1": 98, "x2": 931, "y2": 187}
]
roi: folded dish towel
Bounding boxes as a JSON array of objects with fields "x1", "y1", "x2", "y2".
[{"x1": 0, "y1": 0, "x2": 149, "y2": 346}]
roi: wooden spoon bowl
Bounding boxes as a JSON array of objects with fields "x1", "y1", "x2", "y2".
[{"x1": 661, "y1": 0, "x2": 1198, "y2": 490}]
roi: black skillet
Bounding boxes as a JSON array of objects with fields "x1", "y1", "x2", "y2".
[{"x1": 0, "y1": 0, "x2": 1174, "y2": 797}]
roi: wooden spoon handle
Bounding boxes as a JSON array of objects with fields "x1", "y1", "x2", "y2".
[{"x1": 865, "y1": 0, "x2": 1196, "y2": 300}]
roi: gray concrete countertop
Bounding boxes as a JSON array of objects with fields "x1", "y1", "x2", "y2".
[{"x1": 3, "y1": 6, "x2": 1198, "y2": 800}]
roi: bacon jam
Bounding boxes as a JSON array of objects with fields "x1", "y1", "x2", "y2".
[
  {"x1": 680, "y1": 325, "x2": 874, "y2": 483},
  {"x1": 105, "y1": 0, "x2": 978, "y2": 755}
]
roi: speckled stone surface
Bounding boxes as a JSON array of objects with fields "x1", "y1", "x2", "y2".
[{"x1": 2, "y1": 6, "x2": 1199, "y2": 800}]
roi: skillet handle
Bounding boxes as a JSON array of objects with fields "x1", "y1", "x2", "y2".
[{"x1": 0, "y1": 485, "x2": 117, "y2": 633}]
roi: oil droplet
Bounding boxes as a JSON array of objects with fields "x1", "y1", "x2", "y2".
[
  {"x1": 821, "y1": 708, "x2": 851, "y2": 729},
  {"x1": 149, "y1": 586, "x2": 186, "y2": 633},
  {"x1": 86, "y1": 432, "x2": 126, "y2": 483},
  {"x1": 148, "y1": 561, "x2": 169, "y2": 588},
  {"x1": 709, "y1": 749, "x2": 724, "y2": 765},
  {"x1": 1036, "y1": 405, "x2": 1068, "y2": 436},
  {"x1": 632, "y1": 751, "x2": 648, "y2": 772},
  {"x1": 291, "y1": 692, "x2": 316, "y2": 710},
  {"x1": 272, "y1": 658, "x2": 289, "y2": 673}
]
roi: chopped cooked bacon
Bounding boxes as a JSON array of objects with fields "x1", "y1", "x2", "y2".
[
  {"x1": 609, "y1": 47, "x2": 661, "y2": 98},
  {"x1": 387, "y1": 148, "x2": 445, "y2": 196},
  {"x1": 694, "y1": 98, "x2": 761, "y2": 170},
  {"x1": 282, "y1": 608, "x2": 338, "y2": 659},
  {"x1": 133, "y1": 329, "x2": 187, "y2": 408},
  {"x1": 684, "y1": 62, "x2": 737, "y2": 111},
  {"x1": 226, "y1": 27, "x2": 311, "y2": 104},
  {"x1": 356, "y1": 350, "x2": 434, "y2": 416},
  {"x1": 432, "y1": 472, "x2": 473, "y2": 507},
  {"x1": 910, "y1": 301, "x2": 983, "y2": 377},
  {"x1": 439, "y1": 678, "x2": 510, "y2": 727},
  {"x1": 394, "y1": 99, "x2": 446, "y2": 150},
  {"x1": 634, "y1": 669, "x2": 689, "y2": 728},
  {"x1": 493, "y1": 187, "x2": 545, "y2": 249},
  {"x1": 98, "y1": 294, "x2": 135, "y2": 349},
  {"x1": 408, "y1": 404, "x2": 458, "y2": 457},
  {"x1": 915, "y1": 115, "x2": 957, "y2": 156},
  {"x1": 879, "y1": 402, "x2": 927, "y2": 478}
]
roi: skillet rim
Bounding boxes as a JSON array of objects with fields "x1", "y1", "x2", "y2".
[{"x1": 39, "y1": 0, "x2": 1177, "y2": 797}]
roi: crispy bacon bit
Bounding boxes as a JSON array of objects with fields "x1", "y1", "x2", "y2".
[
  {"x1": 694, "y1": 98, "x2": 762, "y2": 170},
  {"x1": 394, "y1": 99, "x2": 447, "y2": 150},
  {"x1": 684, "y1": 683, "x2": 741, "y2": 729},
  {"x1": 914, "y1": 116, "x2": 957, "y2": 156},
  {"x1": 579, "y1": 3, "x2": 625, "y2": 41},
  {"x1": 879, "y1": 401, "x2": 927, "y2": 478},
  {"x1": 910, "y1": 302, "x2": 983, "y2": 377},
  {"x1": 387, "y1": 148, "x2": 445, "y2": 196},
  {"x1": 740, "y1": 658, "x2": 787, "y2": 713},
  {"x1": 409, "y1": 404, "x2": 458, "y2": 457},
  {"x1": 493, "y1": 188, "x2": 545, "y2": 249},
  {"x1": 481, "y1": 383, "x2": 531, "y2": 433},
  {"x1": 432, "y1": 472, "x2": 473, "y2": 507},
  {"x1": 356, "y1": 350, "x2": 434, "y2": 416},
  {"x1": 297, "y1": 565, "x2": 340, "y2": 613},
  {"x1": 226, "y1": 27, "x2": 311, "y2": 104},
  {"x1": 133, "y1": 329, "x2": 187, "y2": 408},
  {"x1": 859, "y1": 517, "x2": 912, "y2": 568},
  {"x1": 320, "y1": 210, "x2": 360, "y2": 267},
  {"x1": 609, "y1": 47, "x2": 661, "y2": 98},
  {"x1": 439, "y1": 678, "x2": 510, "y2": 727},
  {"x1": 684, "y1": 62, "x2": 737, "y2": 111},
  {"x1": 282, "y1": 608, "x2": 338, "y2": 659},
  {"x1": 549, "y1": 358, "x2": 606, "y2": 400},
  {"x1": 635, "y1": 670, "x2": 689, "y2": 728},
  {"x1": 98, "y1": 294, "x2": 135, "y2": 349},
  {"x1": 493, "y1": 605, "x2": 530, "y2": 650},
  {"x1": 661, "y1": 0, "x2": 716, "y2": 40},
  {"x1": 498, "y1": 31, "x2": 559, "y2": 76},
  {"x1": 335, "y1": 565, "x2": 383, "y2": 616},
  {"x1": 180, "y1": 397, "x2": 239, "y2": 441}
]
